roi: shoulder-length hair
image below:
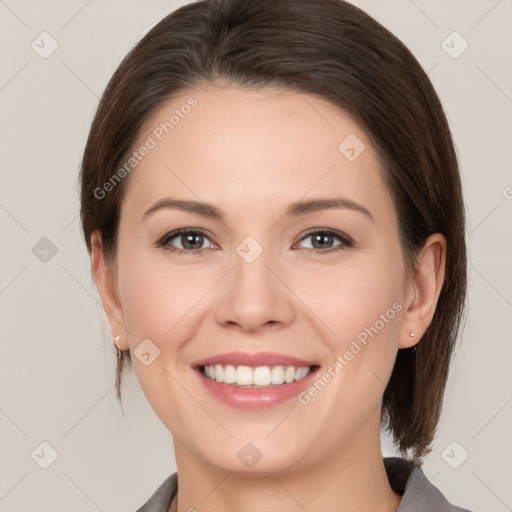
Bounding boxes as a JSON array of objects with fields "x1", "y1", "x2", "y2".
[{"x1": 80, "y1": 0, "x2": 467, "y2": 464}]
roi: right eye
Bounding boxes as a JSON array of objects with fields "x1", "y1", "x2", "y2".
[{"x1": 156, "y1": 228, "x2": 216, "y2": 255}]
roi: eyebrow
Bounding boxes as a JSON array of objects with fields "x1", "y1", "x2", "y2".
[{"x1": 143, "y1": 197, "x2": 374, "y2": 223}]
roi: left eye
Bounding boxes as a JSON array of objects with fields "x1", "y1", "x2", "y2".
[{"x1": 295, "y1": 229, "x2": 353, "y2": 253}]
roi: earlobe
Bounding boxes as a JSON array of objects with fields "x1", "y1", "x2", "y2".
[
  {"x1": 90, "y1": 231, "x2": 129, "y2": 349},
  {"x1": 398, "y1": 233, "x2": 447, "y2": 349}
]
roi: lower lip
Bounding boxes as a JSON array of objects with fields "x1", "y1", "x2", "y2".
[{"x1": 195, "y1": 367, "x2": 318, "y2": 409}]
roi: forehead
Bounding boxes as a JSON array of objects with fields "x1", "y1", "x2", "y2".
[{"x1": 122, "y1": 85, "x2": 394, "y2": 224}]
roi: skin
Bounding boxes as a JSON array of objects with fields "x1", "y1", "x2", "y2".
[{"x1": 91, "y1": 84, "x2": 446, "y2": 512}]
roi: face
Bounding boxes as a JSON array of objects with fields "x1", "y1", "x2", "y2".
[{"x1": 106, "y1": 85, "x2": 414, "y2": 474}]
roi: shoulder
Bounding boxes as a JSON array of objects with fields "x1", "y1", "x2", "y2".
[
  {"x1": 133, "y1": 472, "x2": 177, "y2": 512},
  {"x1": 384, "y1": 457, "x2": 476, "y2": 512}
]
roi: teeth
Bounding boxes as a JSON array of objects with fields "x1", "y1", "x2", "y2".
[
  {"x1": 202, "y1": 364, "x2": 312, "y2": 386},
  {"x1": 214, "y1": 364, "x2": 224, "y2": 383},
  {"x1": 254, "y1": 366, "x2": 271, "y2": 386},
  {"x1": 284, "y1": 366, "x2": 295, "y2": 383},
  {"x1": 223, "y1": 364, "x2": 236, "y2": 384},
  {"x1": 236, "y1": 365, "x2": 253, "y2": 385},
  {"x1": 271, "y1": 366, "x2": 285, "y2": 385}
]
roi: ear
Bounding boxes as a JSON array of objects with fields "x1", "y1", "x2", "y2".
[
  {"x1": 90, "y1": 231, "x2": 129, "y2": 350},
  {"x1": 398, "y1": 233, "x2": 446, "y2": 349}
]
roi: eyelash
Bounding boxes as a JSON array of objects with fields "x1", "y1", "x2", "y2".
[{"x1": 155, "y1": 227, "x2": 354, "y2": 256}]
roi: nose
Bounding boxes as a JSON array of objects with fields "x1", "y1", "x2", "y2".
[{"x1": 214, "y1": 242, "x2": 296, "y2": 333}]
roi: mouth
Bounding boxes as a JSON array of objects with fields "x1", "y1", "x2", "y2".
[
  {"x1": 191, "y1": 352, "x2": 320, "y2": 409},
  {"x1": 199, "y1": 363, "x2": 317, "y2": 387}
]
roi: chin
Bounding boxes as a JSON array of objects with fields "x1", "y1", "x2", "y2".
[{"x1": 192, "y1": 435, "x2": 313, "y2": 476}]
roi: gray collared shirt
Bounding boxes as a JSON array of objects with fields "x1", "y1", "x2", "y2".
[{"x1": 134, "y1": 457, "x2": 475, "y2": 511}]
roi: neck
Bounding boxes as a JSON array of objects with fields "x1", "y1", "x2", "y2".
[{"x1": 171, "y1": 417, "x2": 402, "y2": 512}]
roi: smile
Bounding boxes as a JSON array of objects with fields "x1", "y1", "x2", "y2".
[
  {"x1": 192, "y1": 352, "x2": 320, "y2": 409},
  {"x1": 202, "y1": 364, "x2": 312, "y2": 386}
]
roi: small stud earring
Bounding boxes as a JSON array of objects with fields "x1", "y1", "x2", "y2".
[
  {"x1": 409, "y1": 332, "x2": 417, "y2": 356},
  {"x1": 114, "y1": 335, "x2": 122, "y2": 361}
]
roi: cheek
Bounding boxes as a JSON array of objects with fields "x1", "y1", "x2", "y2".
[
  {"x1": 116, "y1": 255, "x2": 206, "y2": 426},
  {"x1": 289, "y1": 265, "x2": 403, "y2": 440},
  {"x1": 295, "y1": 256, "x2": 403, "y2": 345},
  {"x1": 294, "y1": 255, "x2": 404, "y2": 407},
  {"x1": 119, "y1": 252, "x2": 206, "y2": 342}
]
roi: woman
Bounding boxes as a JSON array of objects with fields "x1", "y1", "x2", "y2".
[{"x1": 79, "y1": 0, "x2": 473, "y2": 510}]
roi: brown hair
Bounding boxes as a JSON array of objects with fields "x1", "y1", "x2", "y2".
[{"x1": 80, "y1": 0, "x2": 467, "y2": 464}]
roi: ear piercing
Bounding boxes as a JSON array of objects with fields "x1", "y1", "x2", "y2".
[
  {"x1": 409, "y1": 332, "x2": 417, "y2": 356},
  {"x1": 113, "y1": 335, "x2": 122, "y2": 362}
]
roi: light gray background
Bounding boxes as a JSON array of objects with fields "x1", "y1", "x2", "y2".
[{"x1": 1, "y1": 1, "x2": 511, "y2": 510}]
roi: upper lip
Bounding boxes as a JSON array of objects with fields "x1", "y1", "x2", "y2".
[{"x1": 192, "y1": 351, "x2": 318, "y2": 368}]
